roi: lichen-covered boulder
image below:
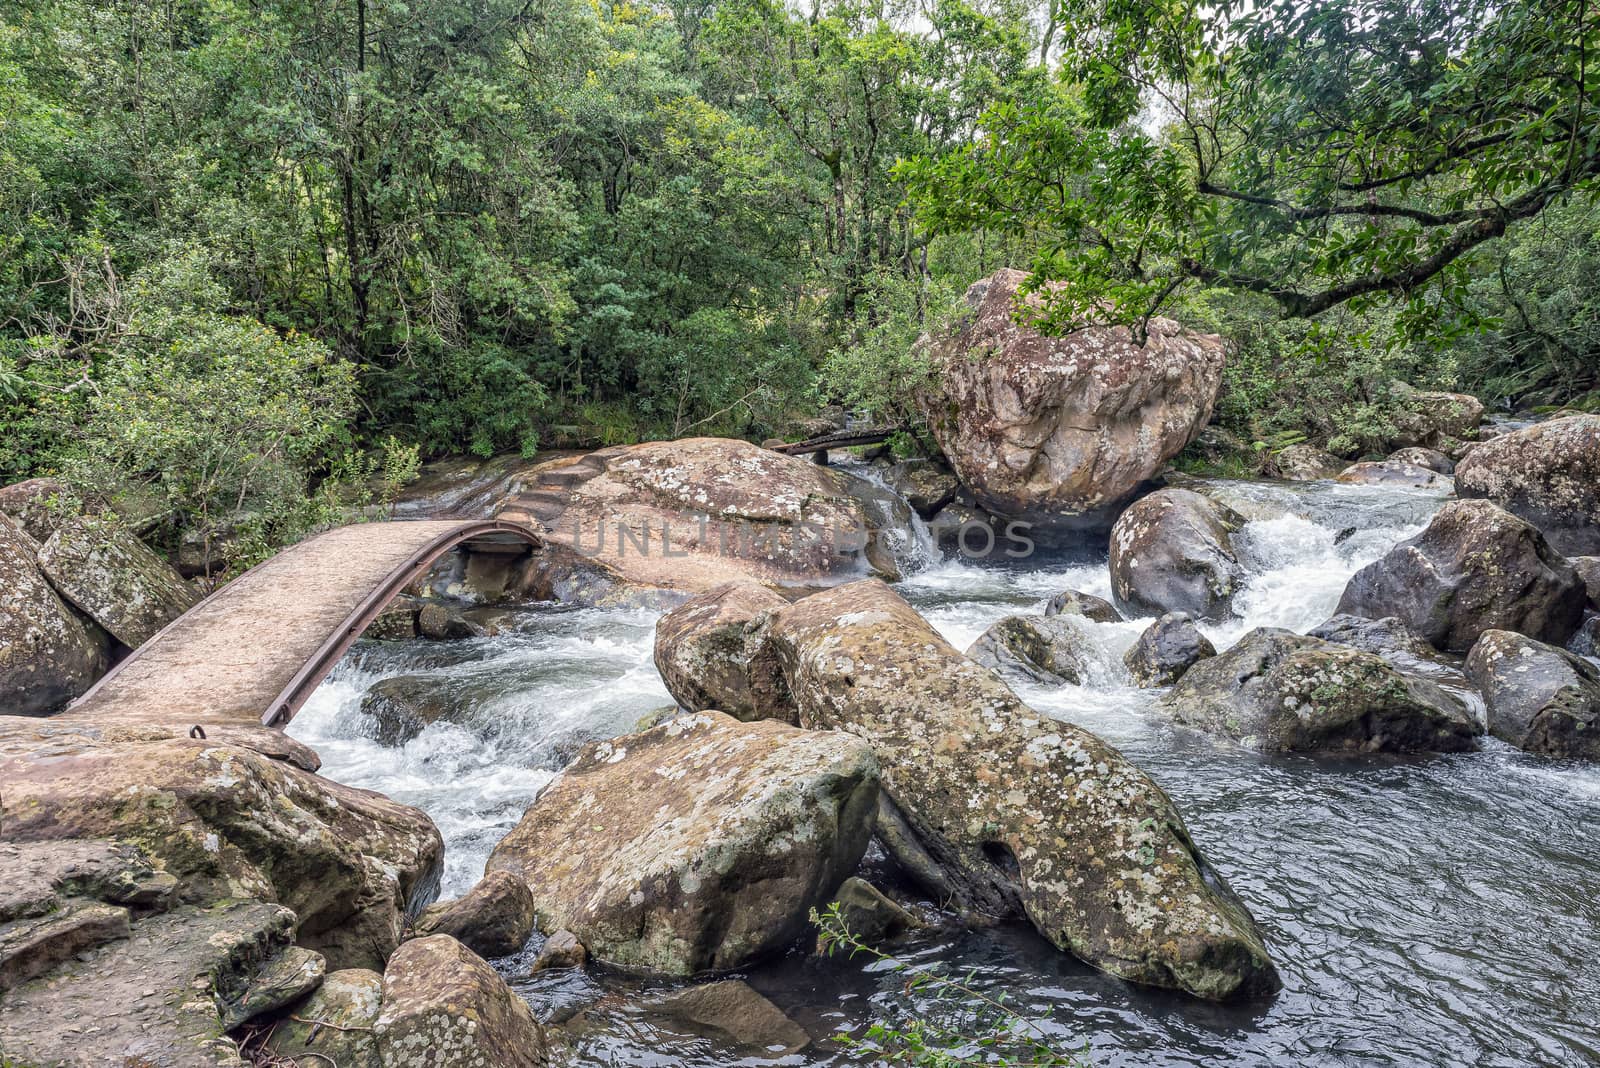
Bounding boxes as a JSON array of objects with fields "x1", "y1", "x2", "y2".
[
  {"x1": 1465, "y1": 630, "x2": 1600, "y2": 761},
  {"x1": 1391, "y1": 385, "x2": 1486, "y2": 448},
  {"x1": 1043, "y1": 588, "x2": 1121, "y2": 622},
  {"x1": 1125, "y1": 612, "x2": 1215, "y2": 687},
  {"x1": 653, "y1": 583, "x2": 793, "y2": 721},
  {"x1": 1109, "y1": 488, "x2": 1245, "y2": 620},
  {"x1": 1388, "y1": 446, "x2": 1455, "y2": 474},
  {"x1": 0, "y1": 514, "x2": 108, "y2": 715},
  {"x1": 376, "y1": 935, "x2": 548, "y2": 1068},
  {"x1": 1335, "y1": 499, "x2": 1586, "y2": 652},
  {"x1": 267, "y1": 968, "x2": 385, "y2": 1068},
  {"x1": 763, "y1": 580, "x2": 1280, "y2": 1001},
  {"x1": 486, "y1": 712, "x2": 879, "y2": 976},
  {"x1": 876, "y1": 458, "x2": 961, "y2": 520},
  {"x1": 914, "y1": 269, "x2": 1225, "y2": 534},
  {"x1": 966, "y1": 613, "x2": 1096, "y2": 685},
  {"x1": 413, "y1": 870, "x2": 536, "y2": 959},
  {"x1": 1572, "y1": 557, "x2": 1600, "y2": 609},
  {"x1": 37, "y1": 514, "x2": 199, "y2": 649},
  {"x1": 1334, "y1": 461, "x2": 1450, "y2": 489},
  {"x1": 1161, "y1": 628, "x2": 1479, "y2": 753},
  {"x1": 0, "y1": 477, "x2": 77, "y2": 542},
  {"x1": 0, "y1": 900, "x2": 297, "y2": 1068},
  {"x1": 0, "y1": 725, "x2": 443, "y2": 971},
  {"x1": 0, "y1": 838, "x2": 177, "y2": 927},
  {"x1": 495, "y1": 437, "x2": 904, "y2": 594},
  {"x1": 1454, "y1": 414, "x2": 1600, "y2": 554},
  {"x1": 1272, "y1": 444, "x2": 1345, "y2": 481}
]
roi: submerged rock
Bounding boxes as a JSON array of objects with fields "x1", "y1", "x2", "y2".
[
  {"x1": 817, "y1": 877, "x2": 920, "y2": 950},
  {"x1": 653, "y1": 582, "x2": 793, "y2": 721},
  {"x1": 1044, "y1": 588, "x2": 1121, "y2": 622},
  {"x1": 0, "y1": 515, "x2": 109, "y2": 715},
  {"x1": 359, "y1": 674, "x2": 467, "y2": 745},
  {"x1": 486, "y1": 712, "x2": 878, "y2": 976},
  {"x1": 1109, "y1": 488, "x2": 1245, "y2": 620},
  {"x1": 966, "y1": 613, "x2": 1096, "y2": 685},
  {"x1": 1335, "y1": 499, "x2": 1586, "y2": 652},
  {"x1": 0, "y1": 727, "x2": 443, "y2": 972},
  {"x1": 413, "y1": 870, "x2": 537, "y2": 959},
  {"x1": 647, "y1": 980, "x2": 810, "y2": 1055},
  {"x1": 376, "y1": 934, "x2": 548, "y2": 1068},
  {"x1": 1125, "y1": 612, "x2": 1215, "y2": 687},
  {"x1": 37, "y1": 514, "x2": 199, "y2": 649},
  {"x1": 1162, "y1": 628, "x2": 1479, "y2": 753},
  {"x1": 529, "y1": 929, "x2": 587, "y2": 973},
  {"x1": 0, "y1": 900, "x2": 298, "y2": 1068},
  {"x1": 915, "y1": 268, "x2": 1225, "y2": 534},
  {"x1": 1465, "y1": 630, "x2": 1600, "y2": 761},
  {"x1": 1454, "y1": 414, "x2": 1600, "y2": 554},
  {"x1": 763, "y1": 580, "x2": 1280, "y2": 1001},
  {"x1": 266, "y1": 968, "x2": 385, "y2": 1068}
]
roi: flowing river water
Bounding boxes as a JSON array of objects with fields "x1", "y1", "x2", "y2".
[{"x1": 289, "y1": 472, "x2": 1600, "y2": 1066}]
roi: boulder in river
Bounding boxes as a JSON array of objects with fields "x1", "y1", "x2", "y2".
[
  {"x1": 1454, "y1": 414, "x2": 1600, "y2": 554},
  {"x1": 817, "y1": 876, "x2": 920, "y2": 949},
  {"x1": 1109, "y1": 488, "x2": 1245, "y2": 620},
  {"x1": 1044, "y1": 588, "x2": 1121, "y2": 622},
  {"x1": 266, "y1": 968, "x2": 385, "y2": 1068},
  {"x1": 1124, "y1": 612, "x2": 1216, "y2": 687},
  {"x1": 1465, "y1": 630, "x2": 1600, "y2": 761},
  {"x1": 1390, "y1": 385, "x2": 1486, "y2": 448},
  {"x1": 1273, "y1": 444, "x2": 1346, "y2": 481},
  {"x1": 966, "y1": 613, "x2": 1096, "y2": 685},
  {"x1": 0, "y1": 514, "x2": 109, "y2": 715},
  {"x1": 494, "y1": 437, "x2": 905, "y2": 595},
  {"x1": 413, "y1": 870, "x2": 537, "y2": 959},
  {"x1": 36, "y1": 514, "x2": 199, "y2": 649},
  {"x1": 1335, "y1": 498, "x2": 1587, "y2": 653},
  {"x1": 1161, "y1": 628, "x2": 1479, "y2": 753},
  {"x1": 914, "y1": 269, "x2": 1225, "y2": 535},
  {"x1": 0, "y1": 724, "x2": 444, "y2": 972},
  {"x1": 653, "y1": 582, "x2": 793, "y2": 721},
  {"x1": 1388, "y1": 446, "x2": 1455, "y2": 474},
  {"x1": 359, "y1": 674, "x2": 467, "y2": 746},
  {"x1": 1334, "y1": 461, "x2": 1450, "y2": 489},
  {"x1": 1571, "y1": 556, "x2": 1600, "y2": 609},
  {"x1": 486, "y1": 711, "x2": 879, "y2": 976},
  {"x1": 763, "y1": 579, "x2": 1280, "y2": 1001},
  {"x1": 646, "y1": 979, "x2": 810, "y2": 1055},
  {"x1": 376, "y1": 934, "x2": 549, "y2": 1068}
]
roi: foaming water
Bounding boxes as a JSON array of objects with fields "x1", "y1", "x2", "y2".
[{"x1": 291, "y1": 475, "x2": 1600, "y2": 1066}]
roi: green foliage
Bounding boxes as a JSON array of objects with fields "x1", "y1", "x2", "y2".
[
  {"x1": 812, "y1": 903, "x2": 1091, "y2": 1067},
  {"x1": 818, "y1": 271, "x2": 961, "y2": 427}
]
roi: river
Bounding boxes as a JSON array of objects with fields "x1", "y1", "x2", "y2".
[{"x1": 289, "y1": 472, "x2": 1600, "y2": 1066}]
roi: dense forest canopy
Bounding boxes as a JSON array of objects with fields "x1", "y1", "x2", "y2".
[{"x1": 2, "y1": 0, "x2": 1598, "y2": 557}]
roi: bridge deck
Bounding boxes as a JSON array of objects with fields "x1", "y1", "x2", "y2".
[{"x1": 67, "y1": 519, "x2": 539, "y2": 729}]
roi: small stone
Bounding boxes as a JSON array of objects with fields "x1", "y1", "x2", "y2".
[
  {"x1": 217, "y1": 944, "x2": 326, "y2": 1030},
  {"x1": 1124, "y1": 612, "x2": 1216, "y2": 687},
  {"x1": 817, "y1": 877, "x2": 919, "y2": 950},
  {"x1": 413, "y1": 870, "x2": 537, "y2": 959},
  {"x1": 528, "y1": 930, "x2": 587, "y2": 974},
  {"x1": 1042, "y1": 589, "x2": 1121, "y2": 622}
]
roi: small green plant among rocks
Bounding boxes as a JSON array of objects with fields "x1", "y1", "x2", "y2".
[{"x1": 812, "y1": 903, "x2": 1091, "y2": 1067}]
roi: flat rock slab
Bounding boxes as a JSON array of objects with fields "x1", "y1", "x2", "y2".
[
  {"x1": 0, "y1": 900, "x2": 296, "y2": 1068},
  {"x1": 0, "y1": 837, "x2": 177, "y2": 924}
]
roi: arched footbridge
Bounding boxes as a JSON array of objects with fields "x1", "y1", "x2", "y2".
[{"x1": 68, "y1": 519, "x2": 542, "y2": 730}]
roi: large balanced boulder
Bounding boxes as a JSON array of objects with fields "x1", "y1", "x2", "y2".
[
  {"x1": 0, "y1": 724, "x2": 443, "y2": 971},
  {"x1": 762, "y1": 580, "x2": 1279, "y2": 1001},
  {"x1": 1109, "y1": 488, "x2": 1245, "y2": 620},
  {"x1": 914, "y1": 269, "x2": 1225, "y2": 534},
  {"x1": 37, "y1": 514, "x2": 199, "y2": 648},
  {"x1": 495, "y1": 437, "x2": 905, "y2": 594},
  {"x1": 966, "y1": 613, "x2": 1097, "y2": 685},
  {"x1": 1162, "y1": 628, "x2": 1479, "y2": 753},
  {"x1": 486, "y1": 712, "x2": 879, "y2": 976},
  {"x1": 412, "y1": 870, "x2": 537, "y2": 959},
  {"x1": 1335, "y1": 499, "x2": 1586, "y2": 653},
  {"x1": 376, "y1": 934, "x2": 548, "y2": 1068},
  {"x1": 653, "y1": 582, "x2": 793, "y2": 721},
  {"x1": 1390, "y1": 385, "x2": 1486, "y2": 448},
  {"x1": 0, "y1": 900, "x2": 299, "y2": 1068},
  {"x1": 0, "y1": 514, "x2": 108, "y2": 715},
  {"x1": 1465, "y1": 630, "x2": 1600, "y2": 761},
  {"x1": 1454, "y1": 414, "x2": 1600, "y2": 554}
]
